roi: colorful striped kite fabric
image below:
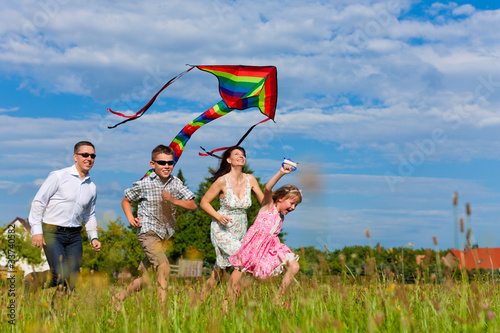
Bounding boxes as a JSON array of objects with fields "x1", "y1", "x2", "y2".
[
  {"x1": 169, "y1": 100, "x2": 232, "y2": 164},
  {"x1": 108, "y1": 65, "x2": 278, "y2": 165},
  {"x1": 196, "y1": 65, "x2": 277, "y2": 120},
  {"x1": 169, "y1": 65, "x2": 277, "y2": 164}
]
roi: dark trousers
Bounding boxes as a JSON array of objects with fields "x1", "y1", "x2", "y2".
[{"x1": 42, "y1": 224, "x2": 83, "y2": 291}]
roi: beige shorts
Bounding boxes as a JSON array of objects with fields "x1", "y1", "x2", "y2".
[{"x1": 137, "y1": 231, "x2": 169, "y2": 271}]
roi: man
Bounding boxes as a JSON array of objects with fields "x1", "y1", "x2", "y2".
[{"x1": 29, "y1": 141, "x2": 101, "y2": 293}]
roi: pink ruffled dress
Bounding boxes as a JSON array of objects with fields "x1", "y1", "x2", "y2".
[{"x1": 229, "y1": 205, "x2": 299, "y2": 279}]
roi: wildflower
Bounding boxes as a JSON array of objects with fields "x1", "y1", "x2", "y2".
[
  {"x1": 486, "y1": 311, "x2": 496, "y2": 321},
  {"x1": 481, "y1": 302, "x2": 491, "y2": 310}
]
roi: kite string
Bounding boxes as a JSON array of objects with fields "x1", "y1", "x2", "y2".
[
  {"x1": 274, "y1": 127, "x2": 298, "y2": 171},
  {"x1": 273, "y1": 125, "x2": 292, "y2": 159}
]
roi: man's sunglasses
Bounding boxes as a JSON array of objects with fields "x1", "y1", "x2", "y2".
[
  {"x1": 154, "y1": 160, "x2": 174, "y2": 166},
  {"x1": 76, "y1": 153, "x2": 96, "y2": 159}
]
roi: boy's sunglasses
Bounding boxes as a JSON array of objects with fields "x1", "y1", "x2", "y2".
[
  {"x1": 154, "y1": 160, "x2": 174, "y2": 166},
  {"x1": 76, "y1": 153, "x2": 96, "y2": 159}
]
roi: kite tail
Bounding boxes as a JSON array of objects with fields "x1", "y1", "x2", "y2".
[
  {"x1": 140, "y1": 169, "x2": 154, "y2": 180},
  {"x1": 107, "y1": 66, "x2": 195, "y2": 129},
  {"x1": 169, "y1": 100, "x2": 233, "y2": 164}
]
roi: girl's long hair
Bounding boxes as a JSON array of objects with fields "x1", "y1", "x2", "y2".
[{"x1": 209, "y1": 146, "x2": 246, "y2": 183}]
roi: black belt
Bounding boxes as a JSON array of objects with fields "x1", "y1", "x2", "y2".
[{"x1": 43, "y1": 224, "x2": 82, "y2": 232}]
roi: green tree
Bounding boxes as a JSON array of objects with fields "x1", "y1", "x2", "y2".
[
  {"x1": 293, "y1": 246, "x2": 326, "y2": 275},
  {"x1": 81, "y1": 219, "x2": 143, "y2": 277},
  {"x1": 0, "y1": 223, "x2": 45, "y2": 268},
  {"x1": 322, "y1": 245, "x2": 451, "y2": 283},
  {"x1": 171, "y1": 167, "x2": 216, "y2": 263},
  {"x1": 176, "y1": 168, "x2": 188, "y2": 186}
]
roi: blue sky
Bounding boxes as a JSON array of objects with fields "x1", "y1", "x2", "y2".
[{"x1": 1, "y1": 0, "x2": 500, "y2": 252}]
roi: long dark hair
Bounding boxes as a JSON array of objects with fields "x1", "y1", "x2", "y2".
[{"x1": 209, "y1": 146, "x2": 246, "y2": 183}]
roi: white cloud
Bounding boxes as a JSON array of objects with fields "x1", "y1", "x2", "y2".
[
  {"x1": 453, "y1": 4, "x2": 475, "y2": 16},
  {"x1": 0, "y1": 107, "x2": 19, "y2": 113},
  {"x1": 428, "y1": 2, "x2": 458, "y2": 16}
]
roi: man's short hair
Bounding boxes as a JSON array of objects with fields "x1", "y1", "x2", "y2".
[
  {"x1": 74, "y1": 141, "x2": 95, "y2": 153},
  {"x1": 151, "y1": 145, "x2": 175, "y2": 160}
]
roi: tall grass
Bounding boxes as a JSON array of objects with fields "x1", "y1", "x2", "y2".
[{"x1": 2, "y1": 270, "x2": 499, "y2": 332}]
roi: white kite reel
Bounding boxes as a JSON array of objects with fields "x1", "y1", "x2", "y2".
[{"x1": 282, "y1": 158, "x2": 298, "y2": 171}]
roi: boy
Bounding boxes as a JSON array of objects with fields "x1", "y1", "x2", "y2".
[{"x1": 113, "y1": 145, "x2": 196, "y2": 304}]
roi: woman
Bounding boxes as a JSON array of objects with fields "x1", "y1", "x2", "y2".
[{"x1": 200, "y1": 146, "x2": 264, "y2": 291}]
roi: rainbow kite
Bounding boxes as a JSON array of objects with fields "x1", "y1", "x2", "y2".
[{"x1": 108, "y1": 65, "x2": 278, "y2": 164}]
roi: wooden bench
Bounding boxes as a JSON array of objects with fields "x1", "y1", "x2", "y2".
[{"x1": 170, "y1": 258, "x2": 203, "y2": 277}]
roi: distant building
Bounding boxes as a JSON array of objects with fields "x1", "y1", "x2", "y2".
[
  {"x1": 416, "y1": 255, "x2": 426, "y2": 266},
  {"x1": 0, "y1": 217, "x2": 50, "y2": 276},
  {"x1": 442, "y1": 248, "x2": 500, "y2": 270}
]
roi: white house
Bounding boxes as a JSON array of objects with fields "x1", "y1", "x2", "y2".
[{"x1": 0, "y1": 217, "x2": 50, "y2": 276}]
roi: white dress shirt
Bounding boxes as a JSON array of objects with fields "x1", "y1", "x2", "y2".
[{"x1": 28, "y1": 165, "x2": 98, "y2": 241}]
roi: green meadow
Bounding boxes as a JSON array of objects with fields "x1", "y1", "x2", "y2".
[{"x1": 2, "y1": 270, "x2": 499, "y2": 332}]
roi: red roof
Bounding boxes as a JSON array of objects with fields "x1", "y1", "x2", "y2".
[
  {"x1": 449, "y1": 248, "x2": 500, "y2": 270},
  {"x1": 2, "y1": 217, "x2": 30, "y2": 233}
]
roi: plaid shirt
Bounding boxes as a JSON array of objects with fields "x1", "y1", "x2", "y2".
[{"x1": 124, "y1": 173, "x2": 194, "y2": 239}]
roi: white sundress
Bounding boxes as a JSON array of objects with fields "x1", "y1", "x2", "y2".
[{"x1": 210, "y1": 175, "x2": 252, "y2": 269}]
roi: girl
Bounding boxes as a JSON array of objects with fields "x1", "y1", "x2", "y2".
[
  {"x1": 200, "y1": 146, "x2": 264, "y2": 293},
  {"x1": 228, "y1": 164, "x2": 301, "y2": 299}
]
